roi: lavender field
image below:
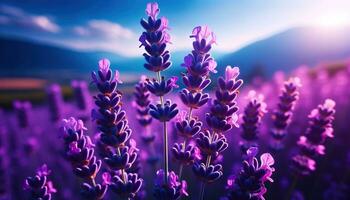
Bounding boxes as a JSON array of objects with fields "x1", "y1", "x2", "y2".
[{"x1": 1, "y1": 1, "x2": 350, "y2": 200}]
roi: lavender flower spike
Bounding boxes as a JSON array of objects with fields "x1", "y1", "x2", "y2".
[
  {"x1": 133, "y1": 75, "x2": 159, "y2": 165},
  {"x1": 24, "y1": 164, "x2": 56, "y2": 200},
  {"x1": 240, "y1": 90, "x2": 267, "y2": 154},
  {"x1": 153, "y1": 169, "x2": 188, "y2": 200},
  {"x1": 61, "y1": 117, "x2": 107, "y2": 200},
  {"x1": 46, "y1": 84, "x2": 63, "y2": 122},
  {"x1": 173, "y1": 25, "x2": 217, "y2": 179},
  {"x1": 270, "y1": 77, "x2": 301, "y2": 150},
  {"x1": 140, "y1": 2, "x2": 180, "y2": 188},
  {"x1": 291, "y1": 99, "x2": 336, "y2": 176},
  {"x1": 91, "y1": 59, "x2": 142, "y2": 198},
  {"x1": 225, "y1": 147, "x2": 275, "y2": 200},
  {"x1": 13, "y1": 100, "x2": 31, "y2": 128},
  {"x1": 196, "y1": 65, "x2": 243, "y2": 199}
]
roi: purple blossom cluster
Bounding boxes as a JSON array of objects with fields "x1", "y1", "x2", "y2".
[
  {"x1": 91, "y1": 59, "x2": 142, "y2": 199},
  {"x1": 291, "y1": 99, "x2": 336, "y2": 176},
  {"x1": 270, "y1": 77, "x2": 301, "y2": 150},
  {"x1": 0, "y1": 2, "x2": 350, "y2": 200},
  {"x1": 240, "y1": 90, "x2": 267, "y2": 154},
  {"x1": 225, "y1": 147, "x2": 274, "y2": 200}
]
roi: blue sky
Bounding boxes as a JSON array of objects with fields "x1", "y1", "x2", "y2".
[{"x1": 1, "y1": 0, "x2": 350, "y2": 57}]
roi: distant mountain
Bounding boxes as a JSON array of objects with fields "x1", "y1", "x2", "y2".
[
  {"x1": 0, "y1": 36, "x2": 128, "y2": 78},
  {"x1": 219, "y1": 26, "x2": 350, "y2": 79}
]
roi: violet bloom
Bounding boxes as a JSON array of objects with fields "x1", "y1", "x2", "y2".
[
  {"x1": 46, "y1": 84, "x2": 63, "y2": 122},
  {"x1": 13, "y1": 100, "x2": 31, "y2": 128},
  {"x1": 24, "y1": 164, "x2": 56, "y2": 200},
  {"x1": 205, "y1": 66, "x2": 243, "y2": 133},
  {"x1": 172, "y1": 26, "x2": 217, "y2": 178},
  {"x1": 291, "y1": 99, "x2": 336, "y2": 176},
  {"x1": 153, "y1": 169, "x2": 188, "y2": 200},
  {"x1": 91, "y1": 59, "x2": 142, "y2": 198},
  {"x1": 72, "y1": 80, "x2": 90, "y2": 111},
  {"x1": 240, "y1": 90, "x2": 267, "y2": 154},
  {"x1": 225, "y1": 147, "x2": 275, "y2": 200},
  {"x1": 133, "y1": 76, "x2": 159, "y2": 164},
  {"x1": 140, "y1": 2, "x2": 179, "y2": 188},
  {"x1": 61, "y1": 117, "x2": 107, "y2": 200},
  {"x1": 270, "y1": 77, "x2": 301, "y2": 150},
  {"x1": 179, "y1": 25, "x2": 217, "y2": 110},
  {"x1": 195, "y1": 66, "x2": 243, "y2": 199},
  {"x1": 140, "y1": 2, "x2": 171, "y2": 73}
]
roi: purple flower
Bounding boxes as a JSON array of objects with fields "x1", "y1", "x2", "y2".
[
  {"x1": 240, "y1": 90, "x2": 267, "y2": 153},
  {"x1": 192, "y1": 162, "x2": 223, "y2": 183},
  {"x1": 91, "y1": 59, "x2": 142, "y2": 198},
  {"x1": 225, "y1": 66, "x2": 240, "y2": 82},
  {"x1": 98, "y1": 58, "x2": 110, "y2": 76},
  {"x1": 145, "y1": 2, "x2": 159, "y2": 20},
  {"x1": 110, "y1": 172, "x2": 143, "y2": 198},
  {"x1": 149, "y1": 100, "x2": 179, "y2": 122},
  {"x1": 172, "y1": 143, "x2": 200, "y2": 165},
  {"x1": 175, "y1": 116, "x2": 202, "y2": 138},
  {"x1": 226, "y1": 147, "x2": 275, "y2": 200},
  {"x1": 154, "y1": 169, "x2": 188, "y2": 199},
  {"x1": 146, "y1": 76, "x2": 178, "y2": 96},
  {"x1": 61, "y1": 117, "x2": 107, "y2": 200},
  {"x1": 134, "y1": 75, "x2": 153, "y2": 127},
  {"x1": 291, "y1": 99, "x2": 336, "y2": 176},
  {"x1": 190, "y1": 25, "x2": 216, "y2": 45},
  {"x1": 270, "y1": 77, "x2": 301, "y2": 150},
  {"x1": 24, "y1": 164, "x2": 56, "y2": 200},
  {"x1": 13, "y1": 100, "x2": 32, "y2": 128},
  {"x1": 196, "y1": 130, "x2": 228, "y2": 157},
  {"x1": 46, "y1": 84, "x2": 63, "y2": 121},
  {"x1": 140, "y1": 3, "x2": 172, "y2": 72}
]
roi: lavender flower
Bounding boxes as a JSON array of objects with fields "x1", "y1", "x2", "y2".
[
  {"x1": 270, "y1": 77, "x2": 301, "y2": 150},
  {"x1": 225, "y1": 147, "x2": 275, "y2": 200},
  {"x1": 179, "y1": 25, "x2": 217, "y2": 110},
  {"x1": 140, "y1": 2, "x2": 180, "y2": 190},
  {"x1": 61, "y1": 117, "x2": 107, "y2": 200},
  {"x1": 240, "y1": 90, "x2": 267, "y2": 154},
  {"x1": 205, "y1": 66, "x2": 243, "y2": 133},
  {"x1": 24, "y1": 164, "x2": 56, "y2": 200},
  {"x1": 153, "y1": 169, "x2": 188, "y2": 200},
  {"x1": 291, "y1": 99, "x2": 336, "y2": 175},
  {"x1": 195, "y1": 66, "x2": 243, "y2": 199},
  {"x1": 46, "y1": 84, "x2": 63, "y2": 122},
  {"x1": 91, "y1": 59, "x2": 142, "y2": 198},
  {"x1": 72, "y1": 80, "x2": 90, "y2": 111},
  {"x1": 134, "y1": 75, "x2": 153, "y2": 129},
  {"x1": 172, "y1": 25, "x2": 217, "y2": 180},
  {"x1": 13, "y1": 100, "x2": 31, "y2": 128}
]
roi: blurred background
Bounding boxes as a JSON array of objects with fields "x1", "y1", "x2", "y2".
[{"x1": 1, "y1": 0, "x2": 350, "y2": 106}]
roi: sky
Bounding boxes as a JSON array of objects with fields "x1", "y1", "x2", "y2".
[{"x1": 1, "y1": 0, "x2": 350, "y2": 57}]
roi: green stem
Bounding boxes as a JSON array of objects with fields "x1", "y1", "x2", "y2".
[
  {"x1": 198, "y1": 155, "x2": 211, "y2": 200},
  {"x1": 199, "y1": 182, "x2": 206, "y2": 200},
  {"x1": 117, "y1": 147, "x2": 126, "y2": 183},
  {"x1": 156, "y1": 71, "x2": 168, "y2": 184},
  {"x1": 163, "y1": 121, "x2": 169, "y2": 184},
  {"x1": 178, "y1": 140, "x2": 187, "y2": 180}
]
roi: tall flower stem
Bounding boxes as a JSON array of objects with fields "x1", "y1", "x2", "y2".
[
  {"x1": 199, "y1": 182, "x2": 206, "y2": 200},
  {"x1": 163, "y1": 121, "x2": 169, "y2": 184},
  {"x1": 285, "y1": 175, "x2": 298, "y2": 200},
  {"x1": 156, "y1": 70, "x2": 169, "y2": 184},
  {"x1": 198, "y1": 144, "x2": 212, "y2": 200}
]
